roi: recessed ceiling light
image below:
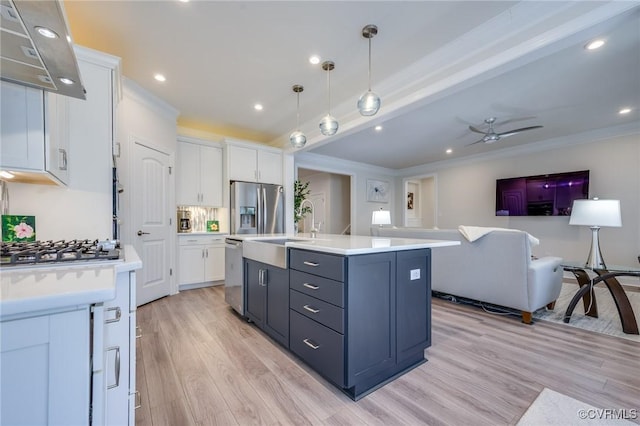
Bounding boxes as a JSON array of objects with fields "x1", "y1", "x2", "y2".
[
  {"x1": 154, "y1": 73, "x2": 166, "y2": 82},
  {"x1": 35, "y1": 26, "x2": 58, "y2": 39},
  {"x1": 619, "y1": 107, "x2": 632, "y2": 114},
  {"x1": 309, "y1": 55, "x2": 321, "y2": 65},
  {"x1": 446, "y1": 148, "x2": 453, "y2": 154},
  {"x1": 254, "y1": 103, "x2": 263, "y2": 111},
  {"x1": 59, "y1": 77, "x2": 74, "y2": 85},
  {"x1": 178, "y1": 0, "x2": 190, "y2": 2},
  {"x1": 374, "y1": 125, "x2": 383, "y2": 131},
  {"x1": 585, "y1": 39, "x2": 605, "y2": 50}
]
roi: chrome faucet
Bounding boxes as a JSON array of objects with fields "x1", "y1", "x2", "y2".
[{"x1": 298, "y1": 199, "x2": 318, "y2": 238}]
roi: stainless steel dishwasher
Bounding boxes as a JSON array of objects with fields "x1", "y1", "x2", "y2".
[{"x1": 224, "y1": 237, "x2": 244, "y2": 315}]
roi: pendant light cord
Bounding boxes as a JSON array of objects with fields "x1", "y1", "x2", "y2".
[
  {"x1": 368, "y1": 37, "x2": 372, "y2": 91},
  {"x1": 296, "y1": 92, "x2": 301, "y2": 130},
  {"x1": 327, "y1": 67, "x2": 331, "y2": 114}
]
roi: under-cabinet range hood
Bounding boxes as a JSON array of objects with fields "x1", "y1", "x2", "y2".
[{"x1": 0, "y1": 0, "x2": 85, "y2": 99}]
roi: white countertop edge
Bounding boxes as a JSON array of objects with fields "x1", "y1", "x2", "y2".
[
  {"x1": 285, "y1": 239, "x2": 460, "y2": 255},
  {"x1": 177, "y1": 232, "x2": 228, "y2": 236},
  {"x1": 116, "y1": 245, "x2": 142, "y2": 272},
  {"x1": 1, "y1": 288, "x2": 116, "y2": 319}
]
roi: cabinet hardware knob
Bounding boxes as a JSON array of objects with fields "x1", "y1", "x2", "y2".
[
  {"x1": 303, "y1": 305, "x2": 320, "y2": 314},
  {"x1": 303, "y1": 338, "x2": 320, "y2": 350},
  {"x1": 303, "y1": 283, "x2": 319, "y2": 290},
  {"x1": 303, "y1": 261, "x2": 319, "y2": 267}
]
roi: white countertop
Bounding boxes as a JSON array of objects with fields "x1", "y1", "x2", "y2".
[
  {"x1": 232, "y1": 233, "x2": 459, "y2": 255},
  {"x1": 178, "y1": 232, "x2": 228, "y2": 237},
  {"x1": 1, "y1": 245, "x2": 142, "y2": 319}
]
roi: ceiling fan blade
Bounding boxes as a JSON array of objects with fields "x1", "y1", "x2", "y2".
[
  {"x1": 469, "y1": 125, "x2": 486, "y2": 134},
  {"x1": 466, "y1": 138, "x2": 487, "y2": 146},
  {"x1": 498, "y1": 125, "x2": 543, "y2": 138}
]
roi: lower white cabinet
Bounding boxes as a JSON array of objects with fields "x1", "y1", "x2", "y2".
[
  {"x1": 178, "y1": 235, "x2": 226, "y2": 287},
  {"x1": 0, "y1": 307, "x2": 91, "y2": 425}
]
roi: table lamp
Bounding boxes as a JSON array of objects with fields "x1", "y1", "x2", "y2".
[
  {"x1": 569, "y1": 198, "x2": 622, "y2": 269},
  {"x1": 372, "y1": 208, "x2": 391, "y2": 228}
]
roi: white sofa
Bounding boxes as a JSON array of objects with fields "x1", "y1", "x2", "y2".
[{"x1": 371, "y1": 227, "x2": 564, "y2": 323}]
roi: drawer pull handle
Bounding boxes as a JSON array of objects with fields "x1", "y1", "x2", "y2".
[
  {"x1": 106, "y1": 346, "x2": 121, "y2": 389},
  {"x1": 303, "y1": 304, "x2": 320, "y2": 314},
  {"x1": 303, "y1": 261, "x2": 319, "y2": 267},
  {"x1": 303, "y1": 283, "x2": 319, "y2": 290},
  {"x1": 136, "y1": 326, "x2": 143, "y2": 339},
  {"x1": 135, "y1": 390, "x2": 142, "y2": 409},
  {"x1": 105, "y1": 306, "x2": 121, "y2": 323},
  {"x1": 303, "y1": 338, "x2": 320, "y2": 350}
]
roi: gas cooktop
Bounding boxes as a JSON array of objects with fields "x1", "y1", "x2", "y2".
[{"x1": 1, "y1": 239, "x2": 121, "y2": 267}]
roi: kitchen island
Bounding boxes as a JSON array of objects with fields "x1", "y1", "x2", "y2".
[
  {"x1": 235, "y1": 233, "x2": 459, "y2": 400},
  {"x1": 0, "y1": 245, "x2": 142, "y2": 425}
]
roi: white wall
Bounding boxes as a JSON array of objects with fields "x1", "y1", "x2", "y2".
[
  {"x1": 298, "y1": 170, "x2": 350, "y2": 234},
  {"x1": 397, "y1": 132, "x2": 640, "y2": 267}
]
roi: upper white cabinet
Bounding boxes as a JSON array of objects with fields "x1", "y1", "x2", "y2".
[
  {"x1": 176, "y1": 138, "x2": 223, "y2": 207},
  {"x1": 0, "y1": 81, "x2": 69, "y2": 185},
  {"x1": 226, "y1": 140, "x2": 282, "y2": 185}
]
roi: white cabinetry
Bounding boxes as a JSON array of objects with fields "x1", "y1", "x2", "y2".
[
  {"x1": 0, "y1": 81, "x2": 69, "y2": 184},
  {"x1": 0, "y1": 307, "x2": 91, "y2": 425},
  {"x1": 176, "y1": 139, "x2": 223, "y2": 206},
  {"x1": 226, "y1": 141, "x2": 282, "y2": 184},
  {"x1": 178, "y1": 235, "x2": 226, "y2": 287},
  {"x1": 100, "y1": 269, "x2": 138, "y2": 426}
]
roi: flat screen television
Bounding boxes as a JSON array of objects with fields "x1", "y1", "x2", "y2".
[{"x1": 496, "y1": 170, "x2": 589, "y2": 216}]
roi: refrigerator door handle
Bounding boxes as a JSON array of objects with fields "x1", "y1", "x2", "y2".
[
  {"x1": 256, "y1": 186, "x2": 262, "y2": 234},
  {"x1": 262, "y1": 187, "x2": 267, "y2": 234}
]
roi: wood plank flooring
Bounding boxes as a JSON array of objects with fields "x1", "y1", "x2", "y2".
[{"x1": 135, "y1": 285, "x2": 640, "y2": 426}]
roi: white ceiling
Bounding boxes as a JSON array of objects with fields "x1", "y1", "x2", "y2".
[{"x1": 63, "y1": 1, "x2": 640, "y2": 170}]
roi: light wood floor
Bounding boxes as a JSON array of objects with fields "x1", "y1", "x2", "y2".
[{"x1": 135, "y1": 285, "x2": 640, "y2": 426}]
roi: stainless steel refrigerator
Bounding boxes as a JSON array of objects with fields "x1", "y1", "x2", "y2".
[{"x1": 230, "y1": 181, "x2": 284, "y2": 235}]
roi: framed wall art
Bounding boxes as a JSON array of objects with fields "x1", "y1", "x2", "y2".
[{"x1": 366, "y1": 179, "x2": 389, "y2": 203}]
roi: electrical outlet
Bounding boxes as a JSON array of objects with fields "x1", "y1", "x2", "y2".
[{"x1": 410, "y1": 269, "x2": 420, "y2": 280}]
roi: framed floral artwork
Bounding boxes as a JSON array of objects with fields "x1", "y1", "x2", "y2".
[
  {"x1": 2, "y1": 215, "x2": 36, "y2": 242},
  {"x1": 366, "y1": 179, "x2": 389, "y2": 203}
]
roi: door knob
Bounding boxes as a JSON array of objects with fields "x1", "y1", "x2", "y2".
[{"x1": 137, "y1": 230, "x2": 150, "y2": 236}]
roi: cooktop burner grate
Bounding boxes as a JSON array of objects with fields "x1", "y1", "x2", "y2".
[{"x1": 1, "y1": 239, "x2": 120, "y2": 267}]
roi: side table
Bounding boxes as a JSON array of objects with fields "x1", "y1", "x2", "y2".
[{"x1": 562, "y1": 262, "x2": 639, "y2": 335}]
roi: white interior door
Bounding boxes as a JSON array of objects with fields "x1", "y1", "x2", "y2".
[{"x1": 133, "y1": 142, "x2": 172, "y2": 306}]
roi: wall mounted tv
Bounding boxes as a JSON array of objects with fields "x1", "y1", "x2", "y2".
[{"x1": 496, "y1": 170, "x2": 589, "y2": 216}]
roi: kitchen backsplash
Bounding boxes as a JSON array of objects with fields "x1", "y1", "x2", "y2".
[{"x1": 177, "y1": 206, "x2": 228, "y2": 233}]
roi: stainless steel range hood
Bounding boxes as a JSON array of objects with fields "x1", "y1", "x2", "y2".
[{"x1": 0, "y1": 0, "x2": 85, "y2": 99}]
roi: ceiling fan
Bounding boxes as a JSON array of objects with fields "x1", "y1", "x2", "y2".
[{"x1": 468, "y1": 117, "x2": 543, "y2": 145}]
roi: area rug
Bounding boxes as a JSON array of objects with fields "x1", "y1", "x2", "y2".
[
  {"x1": 533, "y1": 282, "x2": 640, "y2": 343},
  {"x1": 517, "y1": 388, "x2": 636, "y2": 425}
]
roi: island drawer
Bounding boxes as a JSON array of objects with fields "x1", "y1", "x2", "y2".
[
  {"x1": 290, "y1": 290, "x2": 344, "y2": 333},
  {"x1": 290, "y1": 270, "x2": 344, "y2": 307},
  {"x1": 289, "y1": 249, "x2": 345, "y2": 282},
  {"x1": 290, "y1": 310, "x2": 344, "y2": 387}
]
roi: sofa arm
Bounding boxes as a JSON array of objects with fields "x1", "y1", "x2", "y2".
[{"x1": 526, "y1": 256, "x2": 564, "y2": 311}]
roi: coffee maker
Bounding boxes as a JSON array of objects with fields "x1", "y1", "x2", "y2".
[{"x1": 177, "y1": 210, "x2": 192, "y2": 233}]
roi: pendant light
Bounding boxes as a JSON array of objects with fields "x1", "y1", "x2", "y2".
[
  {"x1": 357, "y1": 24, "x2": 381, "y2": 116},
  {"x1": 319, "y1": 60, "x2": 339, "y2": 136},
  {"x1": 289, "y1": 85, "x2": 307, "y2": 148}
]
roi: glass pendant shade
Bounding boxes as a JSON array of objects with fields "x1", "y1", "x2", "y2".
[
  {"x1": 319, "y1": 114, "x2": 339, "y2": 136},
  {"x1": 357, "y1": 90, "x2": 381, "y2": 116},
  {"x1": 289, "y1": 130, "x2": 307, "y2": 148},
  {"x1": 319, "y1": 61, "x2": 339, "y2": 136},
  {"x1": 358, "y1": 24, "x2": 381, "y2": 116},
  {"x1": 289, "y1": 84, "x2": 307, "y2": 148}
]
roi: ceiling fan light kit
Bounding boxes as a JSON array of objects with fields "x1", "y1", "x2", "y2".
[
  {"x1": 468, "y1": 117, "x2": 543, "y2": 145},
  {"x1": 319, "y1": 60, "x2": 339, "y2": 136},
  {"x1": 357, "y1": 24, "x2": 381, "y2": 116},
  {"x1": 289, "y1": 84, "x2": 307, "y2": 148}
]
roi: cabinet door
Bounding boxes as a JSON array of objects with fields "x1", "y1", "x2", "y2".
[
  {"x1": 396, "y1": 249, "x2": 431, "y2": 363},
  {"x1": 204, "y1": 244, "x2": 225, "y2": 282},
  {"x1": 0, "y1": 81, "x2": 45, "y2": 171},
  {"x1": 228, "y1": 145, "x2": 257, "y2": 182},
  {"x1": 346, "y1": 252, "x2": 396, "y2": 387},
  {"x1": 176, "y1": 142, "x2": 201, "y2": 205},
  {"x1": 257, "y1": 149, "x2": 282, "y2": 185},
  {"x1": 264, "y1": 265, "x2": 289, "y2": 347},
  {"x1": 245, "y1": 259, "x2": 265, "y2": 324},
  {"x1": 45, "y1": 92, "x2": 70, "y2": 184},
  {"x1": 200, "y1": 145, "x2": 223, "y2": 206},
  {"x1": 179, "y1": 245, "x2": 205, "y2": 285},
  {"x1": 0, "y1": 308, "x2": 90, "y2": 426}
]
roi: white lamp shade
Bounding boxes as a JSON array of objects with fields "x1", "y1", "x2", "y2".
[
  {"x1": 569, "y1": 199, "x2": 622, "y2": 227},
  {"x1": 372, "y1": 209, "x2": 391, "y2": 225}
]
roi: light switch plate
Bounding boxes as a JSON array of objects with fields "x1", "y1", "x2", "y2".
[{"x1": 410, "y1": 269, "x2": 420, "y2": 280}]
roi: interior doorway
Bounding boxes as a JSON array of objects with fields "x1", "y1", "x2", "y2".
[
  {"x1": 403, "y1": 174, "x2": 437, "y2": 228},
  {"x1": 297, "y1": 168, "x2": 351, "y2": 235}
]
